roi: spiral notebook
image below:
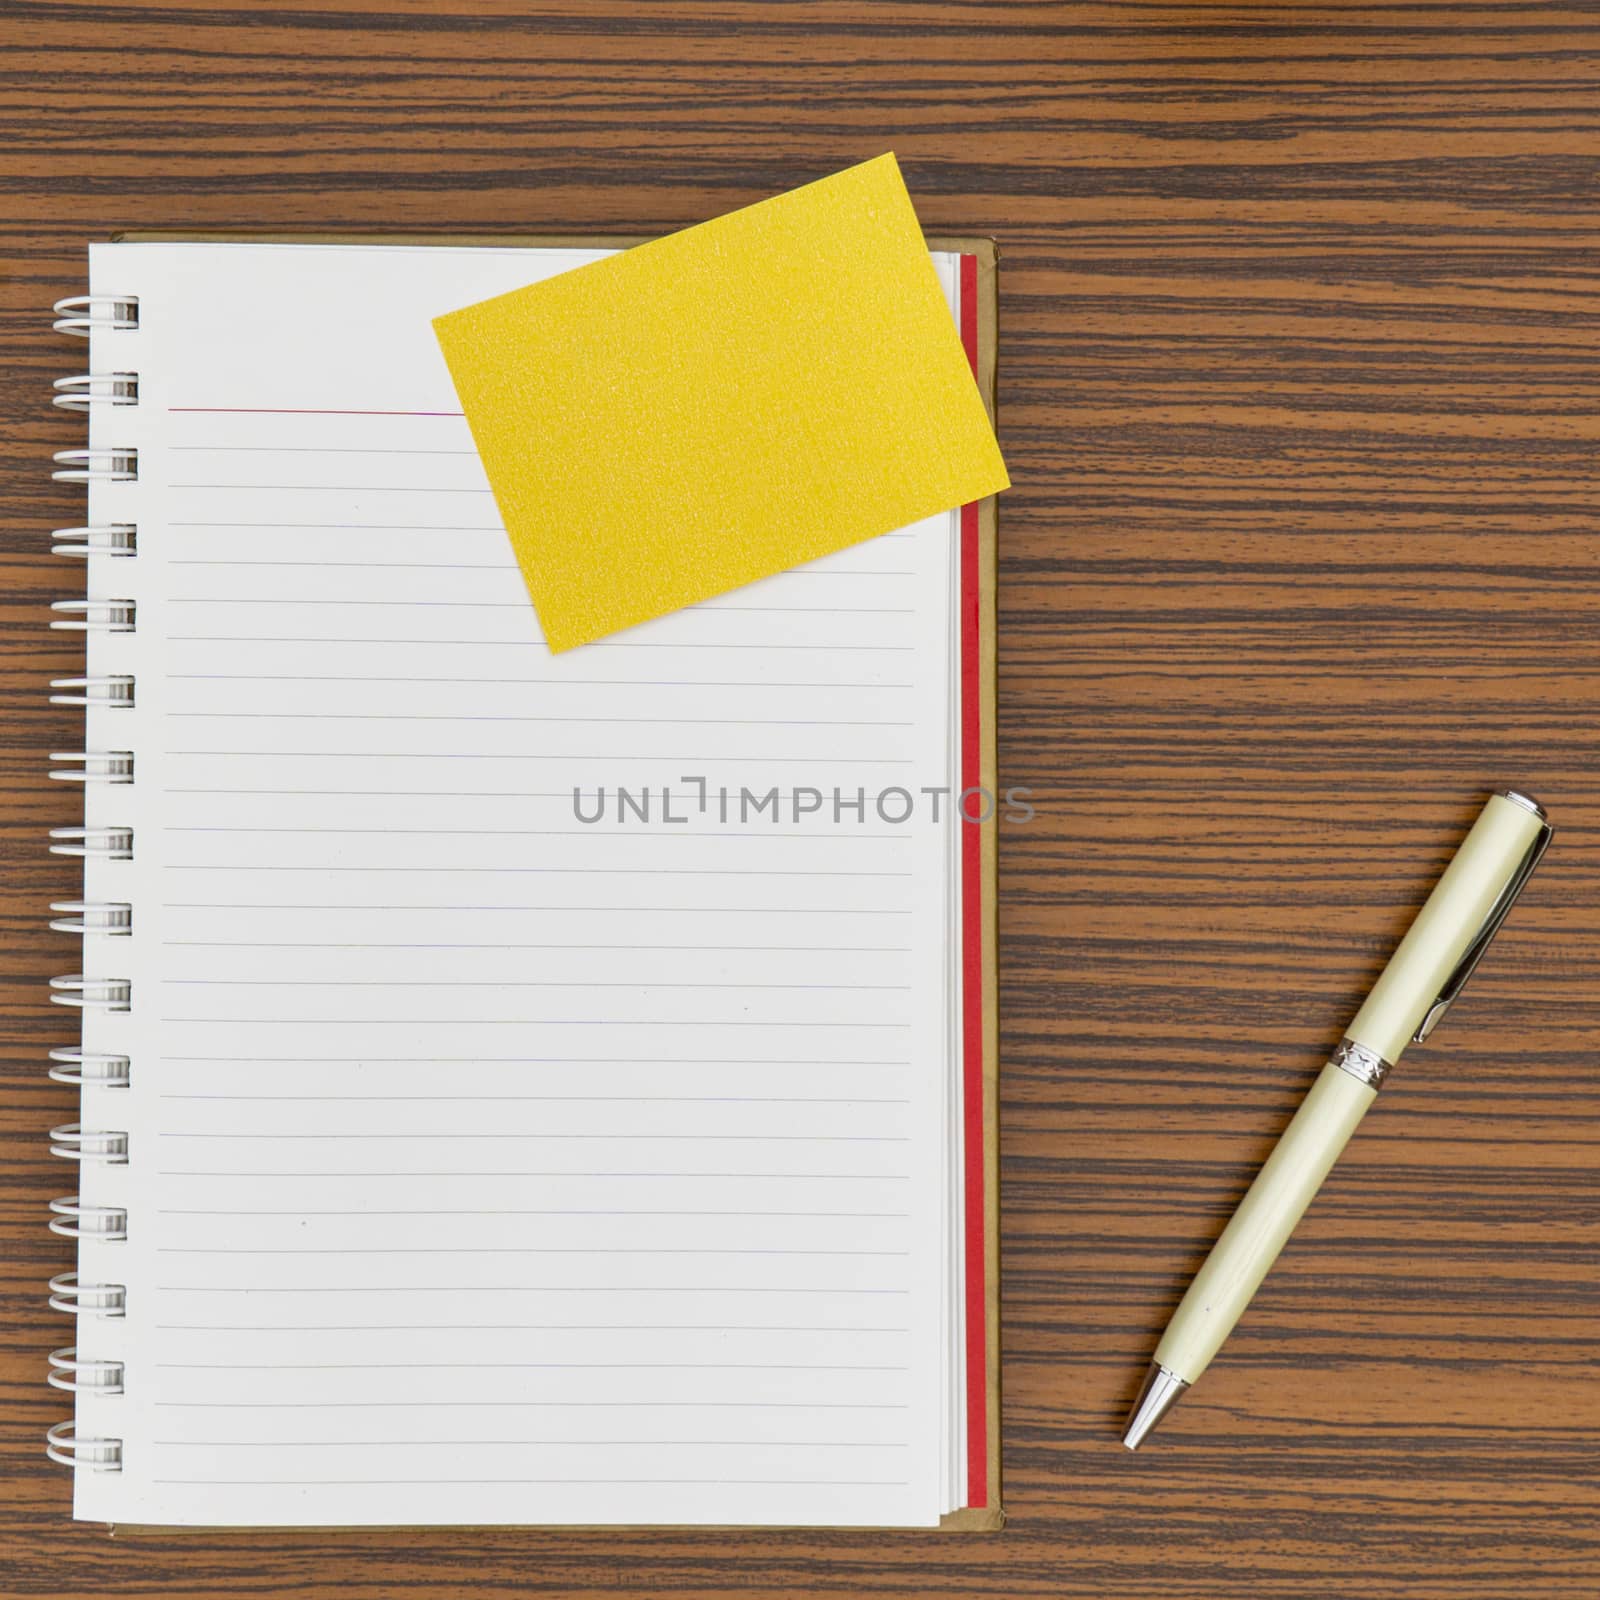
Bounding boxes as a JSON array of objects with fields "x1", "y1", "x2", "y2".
[{"x1": 45, "y1": 234, "x2": 1001, "y2": 1531}]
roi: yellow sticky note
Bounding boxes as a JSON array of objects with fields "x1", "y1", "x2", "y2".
[{"x1": 433, "y1": 153, "x2": 1008, "y2": 652}]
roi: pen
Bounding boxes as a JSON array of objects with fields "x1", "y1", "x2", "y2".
[{"x1": 1123, "y1": 789, "x2": 1553, "y2": 1449}]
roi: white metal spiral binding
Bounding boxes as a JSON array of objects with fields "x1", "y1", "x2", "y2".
[
  {"x1": 50, "y1": 1125, "x2": 130, "y2": 1165},
  {"x1": 52, "y1": 295, "x2": 139, "y2": 337},
  {"x1": 49, "y1": 1272, "x2": 127, "y2": 1318},
  {"x1": 49, "y1": 827, "x2": 134, "y2": 859},
  {"x1": 49, "y1": 751, "x2": 134, "y2": 784},
  {"x1": 48, "y1": 1049, "x2": 131, "y2": 1087},
  {"x1": 46, "y1": 1422, "x2": 122, "y2": 1472},
  {"x1": 49, "y1": 901, "x2": 133, "y2": 935},
  {"x1": 52, "y1": 448, "x2": 138, "y2": 483},
  {"x1": 49, "y1": 676, "x2": 135, "y2": 709},
  {"x1": 52, "y1": 373, "x2": 138, "y2": 410},
  {"x1": 48, "y1": 1349, "x2": 126, "y2": 1395},
  {"x1": 48, "y1": 976, "x2": 131, "y2": 1012},
  {"x1": 48, "y1": 1197, "x2": 128, "y2": 1242},
  {"x1": 50, "y1": 288, "x2": 137, "y2": 1483},
  {"x1": 53, "y1": 525, "x2": 136, "y2": 558},
  {"x1": 50, "y1": 599, "x2": 135, "y2": 633}
]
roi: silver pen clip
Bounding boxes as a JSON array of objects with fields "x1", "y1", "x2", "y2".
[{"x1": 1412, "y1": 790, "x2": 1553, "y2": 1044}]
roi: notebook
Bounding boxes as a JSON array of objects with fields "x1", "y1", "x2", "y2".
[{"x1": 44, "y1": 234, "x2": 1001, "y2": 1531}]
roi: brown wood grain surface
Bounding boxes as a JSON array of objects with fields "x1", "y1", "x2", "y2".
[{"x1": 3, "y1": 2, "x2": 1598, "y2": 1595}]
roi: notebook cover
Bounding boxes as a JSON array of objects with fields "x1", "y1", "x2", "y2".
[{"x1": 105, "y1": 229, "x2": 1004, "y2": 1532}]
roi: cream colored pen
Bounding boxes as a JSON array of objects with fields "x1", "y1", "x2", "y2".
[{"x1": 1123, "y1": 789, "x2": 1553, "y2": 1449}]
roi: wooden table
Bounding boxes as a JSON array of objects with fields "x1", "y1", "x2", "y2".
[{"x1": 4, "y1": 4, "x2": 1597, "y2": 1595}]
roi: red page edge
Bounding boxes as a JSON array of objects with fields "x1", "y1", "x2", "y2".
[{"x1": 957, "y1": 251, "x2": 989, "y2": 1509}]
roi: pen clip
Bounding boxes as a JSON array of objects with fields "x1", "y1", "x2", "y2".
[{"x1": 1412, "y1": 798, "x2": 1553, "y2": 1044}]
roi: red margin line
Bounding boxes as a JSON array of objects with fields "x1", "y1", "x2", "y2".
[
  {"x1": 167, "y1": 407, "x2": 465, "y2": 417},
  {"x1": 958, "y1": 251, "x2": 988, "y2": 1510}
]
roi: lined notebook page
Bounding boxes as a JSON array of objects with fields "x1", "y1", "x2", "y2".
[{"x1": 79, "y1": 241, "x2": 962, "y2": 1527}]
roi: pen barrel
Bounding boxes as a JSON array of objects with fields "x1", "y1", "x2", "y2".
[
  {"x1": 1345, "y1": 793, "x2": 1547, "y2": 1064},
  {"x1": 1154, "y1": 1062, "x2": 1375, "y2": 1385}
]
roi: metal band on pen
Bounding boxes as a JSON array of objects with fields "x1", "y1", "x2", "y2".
[{"x1": 1329, "y1": 1038, "x2": 1393, "y2": 1090}]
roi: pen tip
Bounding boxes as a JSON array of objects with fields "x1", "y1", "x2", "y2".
[{"x1": 1121, "y1": 1361, "x2": 1189, "y2": 1450}]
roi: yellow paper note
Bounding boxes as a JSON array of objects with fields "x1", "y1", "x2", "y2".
[{"x1": 432, "y1": 154, "x2": 1008, "y2": 653}]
